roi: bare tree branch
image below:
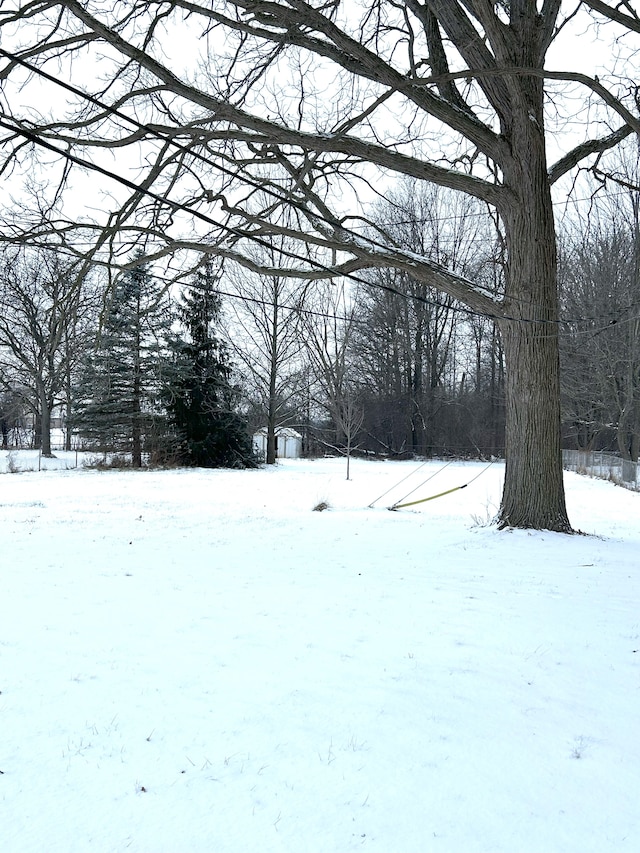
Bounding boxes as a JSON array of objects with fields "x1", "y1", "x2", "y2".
[
  {"x1": 583, "y1": 0, "x2": 640, "y2": 32},
  {"x1": 549, "y1": 123, "x2": 634, "y2": 184}
]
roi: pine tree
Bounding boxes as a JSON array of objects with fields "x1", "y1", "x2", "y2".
[
  {"x1": 73, "y1": 253, "x2": 172, "y2": 465},
  {"x1": 165, "y1": 261, "x2": 257, "y2": 468}
]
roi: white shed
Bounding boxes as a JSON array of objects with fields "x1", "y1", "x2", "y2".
[{"x1": 253, "y1": 427, "x2": 302, "y2": 460}]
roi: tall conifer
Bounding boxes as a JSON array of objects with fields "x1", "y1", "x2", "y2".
[
  {"x1": 165, "y1": 261, "x2": 256, "y2": 468},
  {"x1": 73, "y1": 253, "x2": 171, "y2": 464}
]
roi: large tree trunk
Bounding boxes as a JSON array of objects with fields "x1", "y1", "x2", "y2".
[
  {"x1": 498, "y1": 92, "x2": 571, "y2": 531},
  {"x1": 500, "y1": 317, "x2": 568, "y2": 530}
]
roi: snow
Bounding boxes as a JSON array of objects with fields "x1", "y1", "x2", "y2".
[{"x1": 1, "y1": 453, "x2": 639, "y2": 853}]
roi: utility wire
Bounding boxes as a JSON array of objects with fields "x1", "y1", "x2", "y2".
[
  {"x1": 0, "y1": 46, "x2": 637, "y2": 332},
  {"x1": 0, "y1": 111, "x2": 505, "y2": 325},
  {"x1": 0, "y1": 108, "x2": 636, "y2": 337},
  {"x1": 2, "y1": 47, "x2": 635, "y2": 225},
  {"x1": 9, "y1": 235, "x2": 635, "y2": 344},
  {"x1": 0, "y1": 46, "x2": 511, "y2": 321},
  {"x1": 0, "y1": 232, "x2": 375, "y2": 328}
]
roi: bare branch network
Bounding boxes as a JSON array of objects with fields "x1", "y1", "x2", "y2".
[{"x1": 0, "y1": 2, "x2": 634, "y2": 315}]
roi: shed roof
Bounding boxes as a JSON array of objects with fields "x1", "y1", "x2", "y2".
[{"x1": 253, "y1": 427, "x2": 302, "y2": 439}]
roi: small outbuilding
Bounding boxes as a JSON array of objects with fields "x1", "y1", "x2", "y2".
[{"x1": 253, "y1": 427, "x2": 302, "y2": 460}]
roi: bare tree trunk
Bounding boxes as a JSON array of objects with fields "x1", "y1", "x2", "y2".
[
  {"x1": 500, "y1": 320, "x2": 568, "y2": 529},
  {"x1": 132, "y1": 295, "x2": 143, "y2": 468},
  {"x1": 499, "y1": 111, "x2": 569, "y2": 530},
  {"x1": 266, "y1": 300, "x2": 279, "y2": 465},
  {"x1": 64, "y1": 323, "x2": 73, "y2": 451},
  {"x1": 37, "y1": 382, "x2": 54, "y2": 458},
  {"x1": 411, "y1": 324, "x2": 424, "y2": 454},
  {"x1": 489, "y1": 323, "x2": 504, "y2": 457},
  {"x1": 131, "y1": 382, "x2": 142, "y2": 467},
  {"x1": 337, "y1": 394, "x2": 364, "y2": 480}
]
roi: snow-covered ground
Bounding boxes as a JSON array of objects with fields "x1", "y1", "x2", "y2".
[{"x1": 1, "y1": 452, "x2": 639, "y2": 853}]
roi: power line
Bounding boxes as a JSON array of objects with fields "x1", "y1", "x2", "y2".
[
  {"x1": 0, "y1": 46, "x2": 510, "y2": 321},
  {"x1": 0, "y1": 46, "x2": 636, "y2": 333},
  {"x1": 1, "y1": 111, "x2": 506, "y2": 325},
  {"x1": 0, "y1": 236, "x2": 375, "y2": 328},
  {"x1": 1, "y1": 45, "x2": 633, "y2": 227},
  {"x1": 9, "y1": 227, "x2": 639, "y2": 343}
]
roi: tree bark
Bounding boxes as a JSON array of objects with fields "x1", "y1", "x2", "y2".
[
  {"x1": 500, "y1": 319, "x2": 568, "y2": 529},
  {"x1": 266, "y1": 298, "x2": 279, "y2": 465},
  {"x1": 498, "y1": 83, "x2": 570, "y2": 530},
  {"x1": 37, "y1": 381, "x2": 54, "y2": 458},
  {"x1": 132, "y1": 289, "x2": 143, "y2": 469}
]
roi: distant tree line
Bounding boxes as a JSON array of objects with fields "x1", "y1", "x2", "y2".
[{"x1": 1, "y1": 174, "x2": 638, "y2": 466}]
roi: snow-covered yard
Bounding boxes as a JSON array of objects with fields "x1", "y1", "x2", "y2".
[{"x1": 1, "y1": 453, "x2": 639, "y2": 853}]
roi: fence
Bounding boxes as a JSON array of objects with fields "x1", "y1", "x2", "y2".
[{"x1": 562, "y1": 449, "x2": 640, "y2": 493}]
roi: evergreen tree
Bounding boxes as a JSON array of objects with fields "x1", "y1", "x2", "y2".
[
  {"x1": 165, "y1": 261, "x2": 257, "y2": 468},
  {"x1": 73, "y1": 253, "x2": 172, "y2": 465}
]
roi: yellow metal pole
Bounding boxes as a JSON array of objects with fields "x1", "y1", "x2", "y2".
[{"x1": 390, "y1": 484, "x2": 467, "y2": 510}]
